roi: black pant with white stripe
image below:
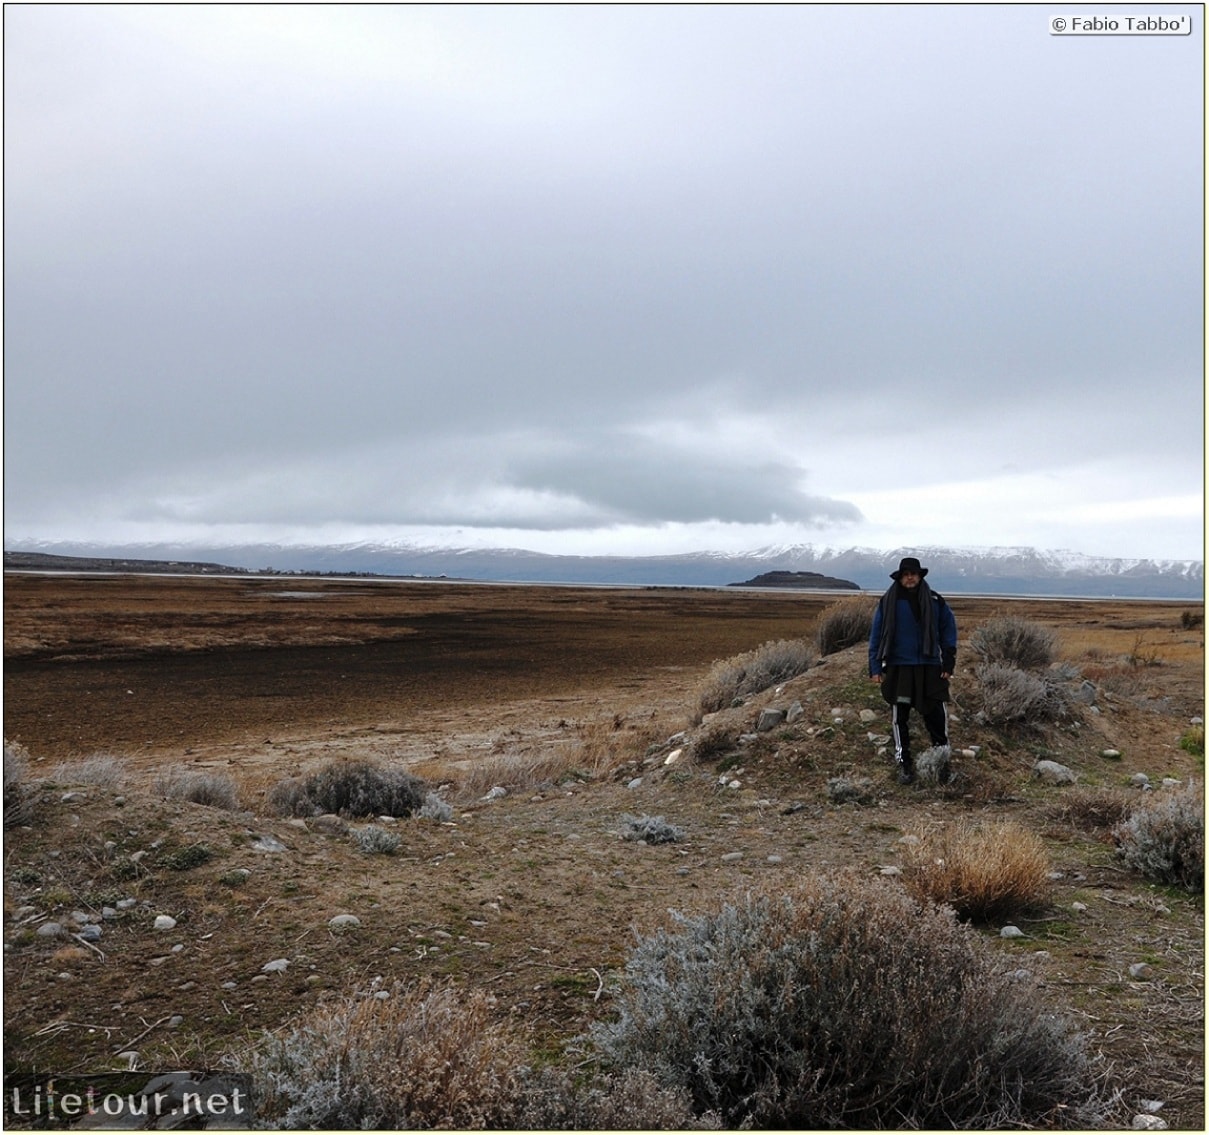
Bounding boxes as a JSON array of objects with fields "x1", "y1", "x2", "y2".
[{"x1": 891, "y1": 700, "x2": 949, "y2": 766}]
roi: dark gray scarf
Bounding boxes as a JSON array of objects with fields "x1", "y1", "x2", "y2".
[{"x1": 874, "y1": 579, "x2": 938, "y2": 665}]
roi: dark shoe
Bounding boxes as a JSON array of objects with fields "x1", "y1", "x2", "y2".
[{"x1": 896, "y1": 759, "x2": 915, "y2": 785}]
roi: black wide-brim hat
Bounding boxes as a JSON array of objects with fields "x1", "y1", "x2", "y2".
[{"x1": 891, "y1": 556, "x2": 928, "y2": 580}]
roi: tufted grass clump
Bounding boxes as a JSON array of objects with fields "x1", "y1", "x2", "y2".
[
  {"x1": 1112, "y1": 780, "x2": 1203, "y2": 891},
  {"x1": 969, "y1": 616, "x2": 1057, "y2": 670},
  {"x1": 900, "y1": 819, "x2": 1051, "y2": 922},
  {"x1": 695, "y1": 639, "x2": 813, "y2": 719},
  {"x1": 589, "y1": 873, "x2": 1110, "y2": 1129},
  {"x1": 250, "y1": 980, "x2": 527, "y2": 1129},
  {"x1": 1178, "y1": 724, "x2": 1204, "y2": 758},
  {"x1": 48, "y1": 753, "x2": 127, "y2": 789},
  {"x1": 352, "y1": 824, "x2": 401, "y2": 855},
  {"x1": 269, "y1": 760, "x2": 427, "y2": 819},
  {"x1": 975, "y1": 662, "x2": 1068, "y2": 727},
  {"x1": 152, "y1": 765, "x2": 240, "y2": 810},
  {"x1": 814, "y1": 597, "x2": 873, "y2": 657},
  {"x1": 4, "y1": 741, "x2": 35, "y2": 830}
]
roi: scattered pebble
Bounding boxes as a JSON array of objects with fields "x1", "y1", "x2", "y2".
[
  {"x1": 153, "y1": 915, "x2": 177, "y2": 931},
  {"x1": 1129, "y1": 962, "x2": 1154, "y2": 981},
  {"x1": 261, "y1": 958, "x2": 290, "y2": 973},
  {"x1": 1000, "y1": 925, "x2": 1025, "y2": 938},
  {"x1": 720, "y1": 852, "x2": 744, "y2": 863},
  {"x1": 328, "y1": 914, "x2": 362, "y2": 931}
]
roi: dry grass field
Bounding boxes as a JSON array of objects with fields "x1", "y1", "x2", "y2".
[{"x1": 3, "y1": 572, "x2": 1204, "y2": 1127}]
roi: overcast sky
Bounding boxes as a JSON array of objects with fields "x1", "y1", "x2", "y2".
[{"x1": 5, "y1": 4, "x2": 1204, "y2": 562}]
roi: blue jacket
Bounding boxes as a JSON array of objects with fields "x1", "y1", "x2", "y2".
[{"x1": 868, "y1": 587, "x2": 957, "y2": 675}]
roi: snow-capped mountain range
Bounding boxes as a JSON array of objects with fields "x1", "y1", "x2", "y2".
[{"x1": 5, "y1": 539, "x2": 1204, "y2": 598}]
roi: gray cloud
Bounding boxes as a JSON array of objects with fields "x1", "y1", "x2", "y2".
[{"x1": 3, "y1": 4, "x2": 1202, "y2": 559}]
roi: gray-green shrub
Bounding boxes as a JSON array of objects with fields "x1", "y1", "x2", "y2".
[
  {"x1": 814, "y1": 597, "x2": 874, "y2": 657},
  {"x1": 590, "y1": 873, "x2": 1111, "y2": 1129},
  {"x1": 271, "y1": 760, "x2": 428, "y2": 819},
  {"x1": 975, "y1": 662, "x2": 1068, "y2": 726},
  {"x1": 969, "y1": 616, "x2": 1057, "y2": 670},
  {"x1": 621, "y1": 813, "x2": 684, "y2": 844},
  {"x1": 518, "y1": 1067, "x2": 720, "y2": 1130},
  {"x1": 1112, "y1": 780, "x2": 1203, "y2": 890},
  {"x1": 695, "y1": 639, "x2": 813, "y2": 717},
  {"x1": 352, "y1": 824, "x2": 401, "y2": 855},
  {"x1": 251, "y1": 980, "x2": 526, "y2": 1129}
]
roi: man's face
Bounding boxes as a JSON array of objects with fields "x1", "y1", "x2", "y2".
[{"x1": 899, "y1": 570, "x2": 921, "y2": 589}]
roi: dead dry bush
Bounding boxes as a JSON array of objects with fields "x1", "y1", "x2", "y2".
[
  {"x1": 900, "y1": 818, "x2": 1051, "y2": 922},
  {"x1": 969, "y1": 616, "x2": 1057, "y2": 670},
  {"x1": 694, "y1": 638, "x2": 814, "y2": 719},
  {"x1": 814, "y1": 597, "x2": 873, "y2": 657},
  {"x1": 590, "y1": 872, "x2": 1110, "y2": 1129},
  {"x1": 1113, "y1": 781, "x2": 1204, "y2": 891},
  {"x1": 1042, "y1": 786, "x2": 1134, "y2": 836},
  {"x1": 689, "y1": 723, "x2": 740, "y2": 764},
  {"x1": 251, "y1": 980, "x2": 527, "y2": 1129}
]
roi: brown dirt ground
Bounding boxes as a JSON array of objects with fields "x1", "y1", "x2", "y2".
[{"x1": 3, "y1": 573, "x2": 1205, "y2": 1127}]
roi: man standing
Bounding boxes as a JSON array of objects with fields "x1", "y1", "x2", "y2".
[{"x1": 868, "y1": 557, "x2": 957, "y2": 784}]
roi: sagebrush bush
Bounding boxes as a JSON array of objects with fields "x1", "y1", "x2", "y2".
[
  {"x1": 695, "y1": 638, "x2": 813, "y2": 718},
  {"x1": 969, "y1": 616, "x2": 1057, "y2": 670},
  {"x1": 419, "y1": 791, "x2": 454, "y2": 822},
  {"x1": 621, "y1": 813, "x2": 684, "y2": 844},
  {"x1": 1112, "y1": 780, "x2": 1203, "y2": 890},
  {"x1": 976, "y1": 662, "x2": 1068, "y2": 726},
  {"x1": 270, "y1": 760, "x2": 427, "y2": 819},
  {"x1": 825, "y1": 775, "x2": 877, "y2": 804},
  {"x1": 900, "y1": 819, "x2": 1051, "y2": 921},
  {"x1": 814, "y1": 597, "x2": 874, "y2": 657},
  {"x1": 251, "y1": 980, "x2": 527, "y2": 1129},
  {"x1": 352, "y1": 824, "x2": 401, "y2": 855},
  {"x1": 518, "y1": 1067, "x2": 719, "y2": 1130},
  {"x1": 152, "y1": 765, "x2": 240, "y2": 810},
  {"x1": 266, "y1": 776, "x2": 313, "y2": 818},
  {"x1": 590, "y1": 873, "x2": 1109, "y2": 1128}
]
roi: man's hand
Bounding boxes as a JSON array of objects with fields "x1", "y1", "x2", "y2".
[
  {"x1": 870, "y1": 674, "x2": 882, "y2": 683},
  {"x1": 941, "y1": 672, "x2": 952, "y2": 680}
]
